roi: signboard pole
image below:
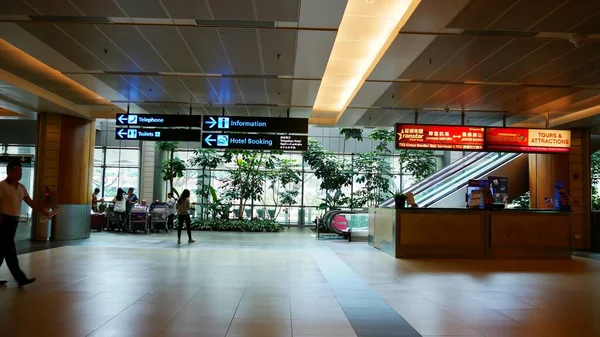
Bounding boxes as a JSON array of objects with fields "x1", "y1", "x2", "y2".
[
  {"x1": 502, "y1": 114, "x2": 506, "y2": 127},
  {"x1": 414, "y1": 109, "x2": 418, "y2": 124},
  {"x1": 461, "y1": 109, "x2": 465, "y2": 126},
  {"x1": 545, "y1": 112, "x2": 550, "y2": 128}
]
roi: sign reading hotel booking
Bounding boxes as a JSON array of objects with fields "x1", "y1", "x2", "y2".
[
  {"x1": 395, "y1": 124, "x2": 485, "y2": 150},
  {"x1": 395, "y1": 124, "x2": 571, "y2": 154},
  {"x1": 485, "y1": 128, "x2": 571, "y2": 153}
]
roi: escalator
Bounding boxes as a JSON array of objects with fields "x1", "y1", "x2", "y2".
[
  {"x1": 381, "y1": 152, "x2": 528, "y2": 208},
  {"x1": 318, "y1": 210, "x2": 369, "y2": 241}
]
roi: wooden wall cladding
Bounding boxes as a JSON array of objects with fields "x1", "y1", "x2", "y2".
[{"x1": 490, "y1": 213, "x2": 570, "y2": 248}]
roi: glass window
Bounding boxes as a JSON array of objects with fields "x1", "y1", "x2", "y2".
[
  {"x1": 94, "y1": 148, "x2": 104, "y2": 166},
  {"x1": 94, "y1": 146, "x2": 141, "y2": 199}
]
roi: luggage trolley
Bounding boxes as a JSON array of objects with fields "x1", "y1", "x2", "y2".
[
  {"x1": 129, "y1": 205, "x2": 149, "y2": 233},
  {"x1": 150, "y1": 203, "x2": 169, "y2": 233}
]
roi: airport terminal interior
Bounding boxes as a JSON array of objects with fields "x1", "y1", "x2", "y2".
[{"x1": 2, "y1": 0, "x2": 600, "y2": 336}]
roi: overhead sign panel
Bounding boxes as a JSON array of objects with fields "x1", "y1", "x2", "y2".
[
  {"x1": 202, "y1": 116, "x2": 309, "y2": 134},
  {"x1": 116, "y1": 114, "x2": 202, "y2": 127},
  {"x1": 485, "y1": 128, "x2": 571, "y2": 153},
  {"x1": 395, "y1": 124, "x2": 485, "y2": 151},
  {"x1": 115, "y1": 128, "x2": 201, "y2": 142},
  {"x1": 202, "y1": 133, "x2": 308, "y2": 151}
]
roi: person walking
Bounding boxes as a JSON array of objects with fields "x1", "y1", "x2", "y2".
[
  {"x1": 176, "y1": 189, "x2": 195, "y2": 245},
  {"x1": 112, "y1": 188, "x2": 127, "y2": 232},
  {"x1": 166, "y1": 192, "x2": 176, "y2": 230},
  {"x1": 0, "y1": 162, "x2": 49, "y2": 287}
]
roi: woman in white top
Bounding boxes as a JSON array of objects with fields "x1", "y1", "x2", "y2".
[
  {"x1": 112, "y1": 188, "x2": 127, "y2": 231},
  {"x1": 176, "y1": 189, "x2": 195, "y2": 245}
]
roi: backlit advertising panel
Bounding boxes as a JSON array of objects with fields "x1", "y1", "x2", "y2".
[
  {"x1": 485, "y1": 128, "x2": 571, "y2": 153},
  {"x1": 395, "y1": 124, "x2": 485, "y2": 150}
]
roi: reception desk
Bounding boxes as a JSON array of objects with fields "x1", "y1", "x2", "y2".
[{"x1": 369, "y1": 208, "x2": 571, "y2": 259}]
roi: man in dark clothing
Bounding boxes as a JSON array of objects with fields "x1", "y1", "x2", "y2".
[
  {"x1": 0, "y1": 162, "x2": 49, "y2": 287},
  {"x1": 125, "y1": 188, "x2": 138, "y2": 229}
]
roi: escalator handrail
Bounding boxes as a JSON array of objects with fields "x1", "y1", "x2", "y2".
[
  {"x1": 322, "y1": 210, "x2": 369, "y2": 235},
  {"x1": 407, "y1": 152, "x2": 489, "y2": 195},
  {"x1": 380, "y1": 152, "x2": 488, "y2": 207},
  {"x1": 418, "y1": 153, "x2": 521, "y2": 208}
]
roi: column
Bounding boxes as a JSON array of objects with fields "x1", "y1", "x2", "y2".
[
  {"x1": 528, "y1": 129, "x2": 591, "y2": 249},
  {"x1": 32, "y1": 113, "x2": 95, "y2": 241},
  {"x1": 139, "y1": 141, "x2": 156, "y2": 202}
]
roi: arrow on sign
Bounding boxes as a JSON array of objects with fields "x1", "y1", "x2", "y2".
[
  {"x1": 205, "y1": 117, "x2": 217, "y2": 129},
  {"x1": 204, "y1": 134, "x2": 215, "y2": 146},
  {"x1": 117, "y1": 129, "x2": 127, "y2": 139},
  {"x1": 117, "y1": 114, "x2": 127, "y2": 124}
]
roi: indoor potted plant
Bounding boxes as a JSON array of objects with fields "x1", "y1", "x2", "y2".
[{"x1": 393, "y1": 191, "x2": 407, "y2": 209}]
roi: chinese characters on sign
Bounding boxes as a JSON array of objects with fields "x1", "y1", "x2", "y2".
[
  {"x1": 395, "y1": 124, "x2": 485, "y2": 150},
  {"x1": 485, "y1": 128, "x2": 571, "y2": 153}
]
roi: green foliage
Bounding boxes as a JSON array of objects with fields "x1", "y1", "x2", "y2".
[
  {"x1": 190, "y1": 148, "x2": 223, "y2": 216},
  {"x1": 221, "y1": 149, "x2": 282, "y2": 218},
  {"x1": 353, "y1": 152, "x2": 392, "y2": 207},
  {"x1": 156, "y1": 141, "x2": 179, "y2": 152},
  {"x1": 302, "y1": 138, "x2": 353, "y2": 193},
  {"x1": 267, "y1": 158, "x2": 301, "y2": 218},
  {"x1": 318, "y1": 190, "x2": 350, "y2": 211},
  {"x1": 157, "y1": 141, "x2": 184, "y2": 197},
  {"x1": 398, "y1": 149, "x2": 436, "y2": 182},
  {"x1": 203, "y1": 186, "x2": 232, "y2": 220},
  {"x1": 339, "y1": 128, "x2": 364, "y2": 142},
  {"x1": 510, "y1": 191, "x2": 530, "y2": 209},
  {"x1": 190, "y1": 218, "x2": 282, "y2": 232},
  {"x1": 368, "y1": 129, "x2": 395, "y2": 154}
]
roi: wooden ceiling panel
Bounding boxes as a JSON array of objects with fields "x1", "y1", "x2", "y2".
[
  {"x1": 69, "y1": 0, "x2": 124, "y2": 17},
  {"x1": 394, "y1": 83, "x2": 448, "y2": 108},
  {"x1": 237, "y1": 79, "x2": 267, "y2": 104},
  {"x1": 532, "y1": 0, "x2": 600, "y2": 33},
  {"x1": 99, "y1": 25, "x2": 171, "y2": 72},
  {"x1": 572, "y1": 13, "x2": 600, "y2": 34},
  {"x1": 178, "y1": 27, "x2": 231, "y2": 74},
  {"x1": 58, "y1": 24, "x2": 142, "y2": 72},
  {"x1": 419, "y1": 85, "x2": 478, "y2": 109},
  {"x1": 519, "y1": 42, "x2": 600, "y2": 84},
  {"x1": 446, "y1": 0, "x2": 519, "y2": 30},
  {"x1": 462, "y1": 86, "x2": 524, "y2": 109},
  {"x1": 162, "y1": 0, "x2": 211, "y2": 19},
  {"x1": 207, "y1": 0, "x2": 254, "y2": 21},
  {"x1": 18, "y1": 23, "x2": 107, "y2": 71},
  {"x1": 259, "y1": 29, "x2": 297, "y2": 76},
  {"x1": 488, "y1": 0, "x2": 566, "y2": 31},
  {"x1": 149, "y1": 76, "x2": 197, "y2": 103},
  {"x1": 114, "y1": 0, "x2": 168, "y2": 18},
  {"x1": 255, "y1": 0, "x2": 300, "y2": 22},
  {"x1": 24, "y1": 0, "x2": 81, "y2": 16},
  {"x1": 94, "y1": 75, "x2": 148, "y2": 101},
  {"x1": 207, "y1": 78, "x2": 244, "y2": 104},
  {"x1": 399, "y1": 35, "x2": 473, "y2": 79},
  {"x1": 458, "y1": 39, "x2": 547, "y2": 82},
  {"x1": 265, "y1": 79, "x2": 292, "y2": 105},
  {"x1": 504, "y1": 88, "x2": 581, "y2": 111},
  {"x1": 487, "y1": 41, "x2": 574, "y2": 83},
  {"x1": 428, "y1": 38, "x2": 508, "y2": 81},
  {"x1": 219, "y1": 28, "x2": 262, "y2": 74},
  {"x1": 0, "y1": 0, "x2": 38, "y2": 15},
  {"x1": 178, "y1": 77, "x2": 215, "y2": 103},
  {"x1": 137, "y1": 26, "x2": 201, "y2": 73}
]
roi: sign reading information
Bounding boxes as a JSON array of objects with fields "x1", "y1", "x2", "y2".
[
  {"x1": 395, "y1": 124, "x2": 485, "y2": 150},
  {"x1": 202, "y1": 133, "x2": 308, "y2": 151},
  {"x1": 485, "y1": 128, "x2": 571, "y2": 153},
  {"x1": 202, "y1": 116, "x2": 309, "y2": 134}
]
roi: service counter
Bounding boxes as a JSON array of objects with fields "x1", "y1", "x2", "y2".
[{"x1": 368, "y1": 208, "x2": 571, "y2": 259}]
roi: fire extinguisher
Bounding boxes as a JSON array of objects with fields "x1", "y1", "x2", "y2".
[{"x1": 43, "y1": 186, "x2": 51, "y2": 205}]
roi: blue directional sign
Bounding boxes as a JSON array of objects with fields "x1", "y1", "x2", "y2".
[
  {"x1": 116, "y1": 114, "x2": 202, "y2": 127},
  {"x1": 202, "y1": 116, "x2": 309, "y2": 133},
  {"x1": 202, "y1": 133, "x2": 308, "y2": 151},
  {"x1": 115, "y1": 128, "x2": 201, "y2": 142}
]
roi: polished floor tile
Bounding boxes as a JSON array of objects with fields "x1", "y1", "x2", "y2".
[{"x1": 2, "y1": 229, "x2": 600, "y2": 337}]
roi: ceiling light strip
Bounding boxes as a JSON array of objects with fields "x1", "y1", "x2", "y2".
[{"x1": 312, "y1": 0, "x2": 422, "y2": 123}]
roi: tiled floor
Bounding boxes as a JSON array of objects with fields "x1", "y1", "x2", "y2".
[{"x1": 2, "y1": 229, "x2": 600, "y2": 337}]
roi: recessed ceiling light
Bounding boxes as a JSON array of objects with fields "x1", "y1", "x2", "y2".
[{"x1": 312, "y1": 0, "x2": 422, "y2": 124}]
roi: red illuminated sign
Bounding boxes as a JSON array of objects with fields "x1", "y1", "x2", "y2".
[
  {"x1": 485, "y1": 128, "x2": 571, "y2": 153},
  {"x1": 395, "y1": 124, "x2": 485, "y2": 151}
]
